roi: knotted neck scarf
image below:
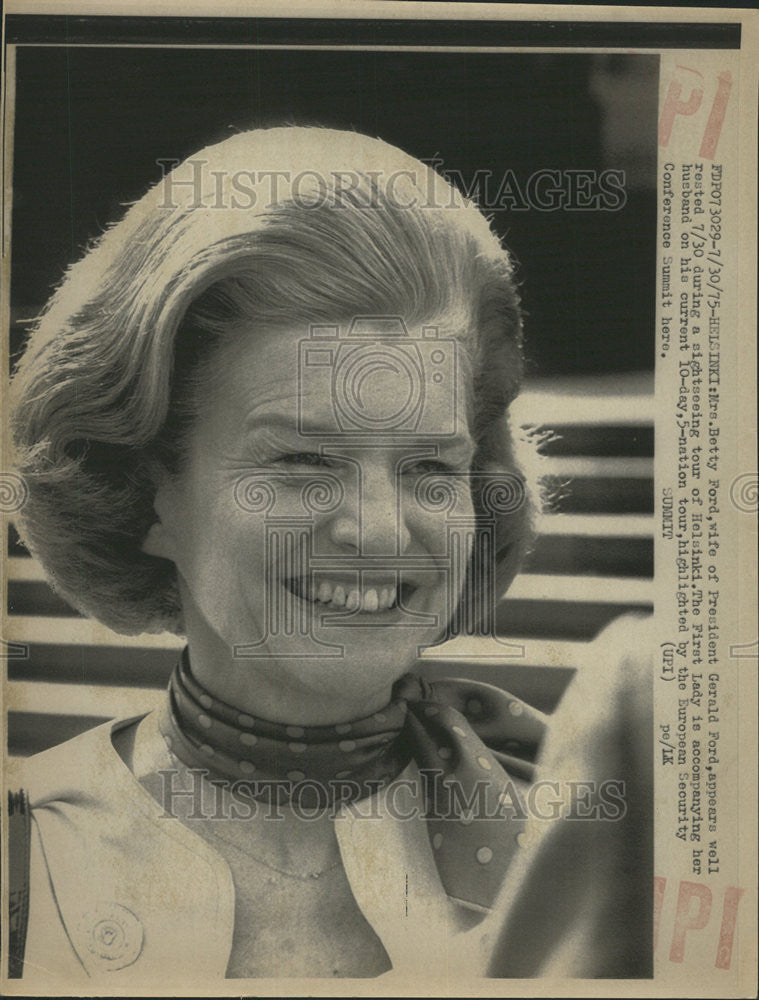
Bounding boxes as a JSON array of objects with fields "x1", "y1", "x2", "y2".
[{"x1": 160, "y1": 648, "x2": 547, "y2": 909}]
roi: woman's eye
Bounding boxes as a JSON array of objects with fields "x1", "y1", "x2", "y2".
[
  {"x1": 409, "y1": 459, "x2": 460, "y2": 476},
  {"x1": 276, "y1": 452, "x2": 331, "y2": 467}
]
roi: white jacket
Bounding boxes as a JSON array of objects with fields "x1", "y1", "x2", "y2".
[
  {"x1": 13, "y1": 616, "x2": 653, "y2": 987},
  {"x1": 15, "y1": 714, "x2": 508, "y2": 988}
]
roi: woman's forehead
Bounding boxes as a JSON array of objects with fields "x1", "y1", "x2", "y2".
[{"x1": 203, "y1": 321, "x2": 473, "y2": 445}]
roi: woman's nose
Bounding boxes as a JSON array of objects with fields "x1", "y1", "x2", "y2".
[{"x1": 328, "y1": 465, "x2": 411, "y2": 555}]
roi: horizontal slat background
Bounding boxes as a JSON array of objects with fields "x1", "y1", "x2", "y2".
[{"x1": 4, "y1": 374, "x2": 654, "y2": 758}]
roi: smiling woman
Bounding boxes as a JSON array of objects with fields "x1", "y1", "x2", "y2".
[
  {"x1": 8, "y1": 127, "x2": 650, "y2": 984},
  {"x1": 11, "y1": 128, "x2": 529, "y2": 641},
  {"x1": 140, "y1": 318, "x2": 483, "y2": 726}
]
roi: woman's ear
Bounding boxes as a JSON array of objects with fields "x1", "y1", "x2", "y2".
[
  {"x1": 140, "y1": 465, "x2": 180, "y2": 563},
  {"x1": 141, "y1": 518, "x2": 175, "y2": 562}
]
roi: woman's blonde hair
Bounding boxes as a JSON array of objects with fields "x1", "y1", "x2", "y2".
[{"x1": 11, "y1": 126, "x2": 535, "y2": 636}]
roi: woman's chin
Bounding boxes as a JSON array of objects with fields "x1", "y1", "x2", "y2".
[{"x1": 211, "y1": 580, "x2": 448, "y2": 677}]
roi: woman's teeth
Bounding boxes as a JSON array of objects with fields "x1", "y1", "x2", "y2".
[{"x1": 293, "y1": 580, "x2": 398, "y2": 612}]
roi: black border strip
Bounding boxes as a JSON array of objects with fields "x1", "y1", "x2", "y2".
[{"x1": 4, "y1": 14, "x2": 741, "y2": 49}]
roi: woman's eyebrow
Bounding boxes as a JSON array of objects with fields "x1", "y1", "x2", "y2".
[
  {"x1": 243, "y1": 414, "x2": 475, "y2": 456},
  {"x1": 428, "y1": 434, "x2": 476, "y2": 461},
  {"x1": 243, "y1": 414, "x2": 312, "y2": 435}
]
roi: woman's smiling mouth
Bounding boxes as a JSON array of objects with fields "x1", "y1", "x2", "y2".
[{"x1": 283, "y1": 577, "x2": 417, "y2": 613}]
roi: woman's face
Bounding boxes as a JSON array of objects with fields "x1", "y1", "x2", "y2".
[{"x1": 144, "y1": 320, "x2": 476, "y2": 724}]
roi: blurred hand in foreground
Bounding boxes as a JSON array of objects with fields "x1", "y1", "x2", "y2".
[{"x1": 483, "y1": 614, "x2": 654, "y2": 978}]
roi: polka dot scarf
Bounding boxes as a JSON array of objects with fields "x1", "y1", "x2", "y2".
[{"x1": 160, "y1": 648, "x2": 547, "y2": 909}]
